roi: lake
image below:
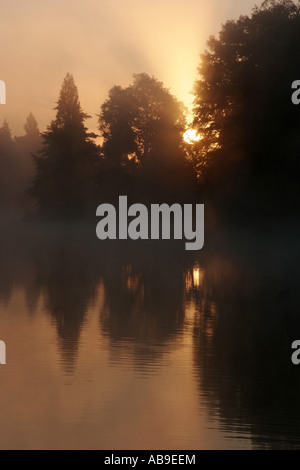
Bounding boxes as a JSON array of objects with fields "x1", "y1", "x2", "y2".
[{"x1": 0, "y1": 218, "x2": 299, "y2": 450}]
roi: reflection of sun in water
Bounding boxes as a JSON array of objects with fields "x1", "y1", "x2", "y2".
[
  {"x1": 185, "y1": 265, "x2": 204, "y2": 291},
  {"x1": 193, "y1": 266, "x2": 204, "y2": 288},
  {"x1": 183, "y1": 128, "x2": 201, "y2": 144},
  {"x1": 193, "y1": 267, "x2": 201, "y2": 288}
]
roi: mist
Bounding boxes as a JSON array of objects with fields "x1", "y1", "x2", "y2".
[{"x1": 1, "y1": 0, "x2": 257, "y2": 136}]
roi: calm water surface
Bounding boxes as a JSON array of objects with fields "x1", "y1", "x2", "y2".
[{"x1": 0, "y1": 219, "x2": 299, "y2": 449}]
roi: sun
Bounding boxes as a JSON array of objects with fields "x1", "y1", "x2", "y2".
[{"x1": 183, "y1": 128, "x2": 201, "y2": 144}]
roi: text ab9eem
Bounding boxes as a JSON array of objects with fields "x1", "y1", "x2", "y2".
[
  {"x1": 96, "y1": 196, "x2": 204, "y2": 251},
  {"x1": 104, "y1": 454, "x2": 196, "y2": 466}
]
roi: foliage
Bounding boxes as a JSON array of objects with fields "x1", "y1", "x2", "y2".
[
  {"x1": 193, "y1": 0, "x2": 300, "y2": 213},
  {"x1": 30, "y1": 74, "x2": 99, "y2": 218},
  {"x1": 99, "y1": 73, "x2": 189, "y2": 193}
]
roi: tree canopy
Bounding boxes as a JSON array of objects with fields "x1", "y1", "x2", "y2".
[
  {"x1": 98, "y1": 73, "x2": 189, "y2": 194},
  {"x1": 193, "y1": 0, "x2": 300, "y2": 214},
  {"x1": 4, "y1": 0, "x2": 300, "y2": 220},
  {"x1": 30, "y1": 73, "x2": 99, "y2": 218},
  {"x1": 23, "y1": 112, "x2": 40, "y2": 140}
]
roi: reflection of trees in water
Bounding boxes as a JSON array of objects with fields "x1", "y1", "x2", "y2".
[
  {"x1": 185, "y1": 262, "x2": 218, "y2": 343},
  {"x1": 0, "y1": 220, "x2": 42, "y2": 307},
  {"x1": 0, "y1": 222, "x2": 101, "y2": 372},
  {"x1": 33, "y1": 234, "x2": 100, "y2": 372},
  {"x1": 0, "y1": 223, "x2": 189, "y2": 372},
  {"x1": 3, "y1": 221, "x2": 300, "y2": 448},
  {"x1": 192, "y1": 233, "x2": 300, "y2": 449},
  {"x1": 100, "y1": 242, "x2": 186, "y2": 367}
]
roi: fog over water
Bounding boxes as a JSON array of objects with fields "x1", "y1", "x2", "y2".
[{"x1": 0, "y1": 218, "x2": 299, "y2": 449}]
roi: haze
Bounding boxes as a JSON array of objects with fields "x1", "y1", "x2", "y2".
[{"x1": 1, "y1": 0, "x2": 258, "y2": 136}]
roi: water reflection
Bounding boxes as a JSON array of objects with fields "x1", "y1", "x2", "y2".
[
  {"x1": 100, "y1": 245, "x2": 186, "y2": 370},
  {"x1": 192, "y1": 230, "x2": 300, "y2": 449},
  {"x1": 0, "y1": 220, "x2": 299, "y2": 448},
  {"x1": 34, "y1": 239, "x2": 100, "y2": 372}
]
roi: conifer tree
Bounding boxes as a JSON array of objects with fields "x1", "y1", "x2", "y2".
[{"x1": 30, "y1": 73, "x2": 98, "y2": 218}]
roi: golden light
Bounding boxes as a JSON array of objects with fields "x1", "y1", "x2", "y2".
[
  {"x1": 185, "y1": 266, "x2": 204, "y2": 291},
  {"x1": 193, "y1": 268, "x2": 200, "y2": 287},
  {"x1": 183, "y1": 128, "x2": 201, "y2": 144}
]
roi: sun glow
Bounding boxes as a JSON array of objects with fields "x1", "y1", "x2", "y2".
[{"x1": 183, "y1": 128, "x2": 201, "y2": 144}]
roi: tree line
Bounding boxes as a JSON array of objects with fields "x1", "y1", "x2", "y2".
[
  {"x1": 1, "y1": 0, "x2": 299, "y2": 221},
  {"x1": 0, "y1": 114, "x2": 41, "y2": 212}
]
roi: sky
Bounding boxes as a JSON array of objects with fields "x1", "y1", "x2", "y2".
[{"x1": 0, "y1": 0, "x2": 259, "y2": 136}]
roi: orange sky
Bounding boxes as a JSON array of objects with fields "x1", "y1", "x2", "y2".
[{"x1": 0, "y1": 0, "x2": 258, "y2": 136}]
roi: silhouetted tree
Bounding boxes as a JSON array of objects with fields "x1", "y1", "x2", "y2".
[
  {"x1": 0, "y1": 119, "x2": 18, "y2": 208},
  {"x1": 99, "y1": 85, "x2": 139, "y2": 171},
  {"x1": 99, "y1": 73, "x2": 189, "y2": 196},
  {"x1": 23, "y1": 112, "x2": 40, "y2": 140},
  {"x1": 15, "y1": 113, "x2": 42, "y2": 211},
  {"x1": 193, "y1": 0, "x2": 300, "y2": 215},
  {"x1": 30, "y1": 73, "x2": 99, "y2": 218},
  {"x1": 0, "y1": 119, "x2": 12, "y2": 146}
]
